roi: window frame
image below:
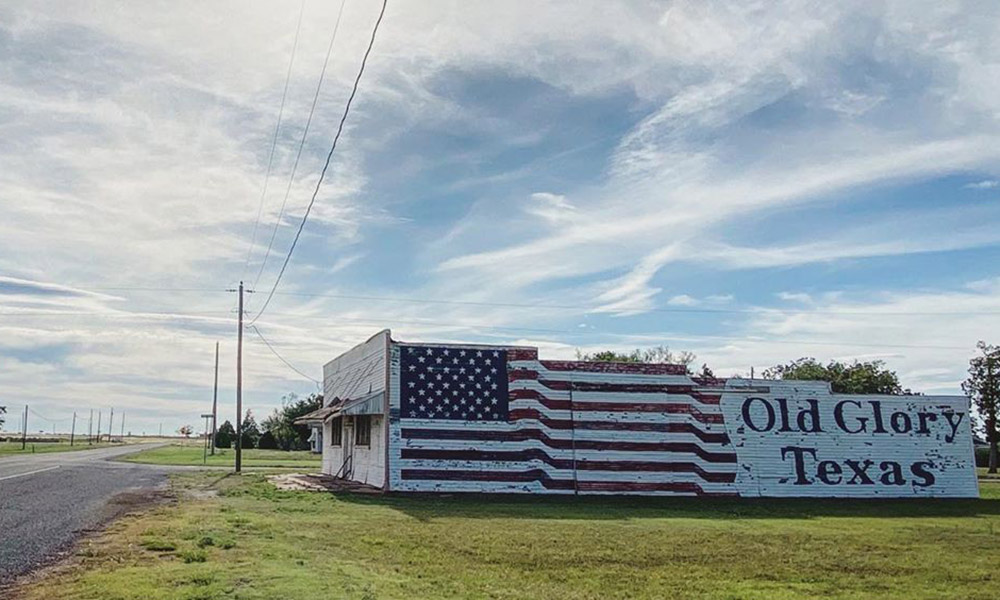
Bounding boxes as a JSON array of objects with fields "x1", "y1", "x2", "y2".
[
  {"x1": 330, "y1": 417, "x2": 343, "y2": 447},
  {"x1": 355, "y1": 415, "x2": 372, "y2": 447}
]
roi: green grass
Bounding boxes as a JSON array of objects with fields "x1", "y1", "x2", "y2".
[
  {"x1": 14, "y1": 473, "x2": 1000, "y2": 600},
  {"x1": 119, "y1": 444, "x2": 321, "y2": 469},
  {"x1": 0, "y1": 440, "x2": 116, "y2": 456}
]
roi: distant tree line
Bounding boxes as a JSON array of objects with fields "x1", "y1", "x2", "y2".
[{"x1": 214, "y1": 393, "x2": 322, "y2": 450}]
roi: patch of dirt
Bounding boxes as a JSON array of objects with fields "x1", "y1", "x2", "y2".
[{"x1": 269, "y1": 473, "x2": 383, "y2": 494}]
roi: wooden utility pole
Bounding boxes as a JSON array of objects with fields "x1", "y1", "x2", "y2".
[
  {"x1": 120, "y1": 411, "x2": 125, "y2": 442},
  {"x1": 211, "y1": 341, "x2": 219, "y2": 455},
  {"x1": 88, "y1": 409, "x2": 93, "y2": 445},
  {"x1": 96, "y1": 411, "x2": 102, "y2": 445},
  {"x1": 236, "y1": 281, "x2": 244, "y2": 473},
  {"x1": 21, "y1": 404, "x2": 27, "y2": 450},
  {"x1": 70, "y1": 412, "x2": 76, "y2": 446},
  {"x1": 108, "y1": 407, "x2": 114, "y2": 444}
]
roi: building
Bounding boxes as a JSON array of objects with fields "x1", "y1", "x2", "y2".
[{"x1": 303, "y1": 330, "x2": 979, "y2": 498}]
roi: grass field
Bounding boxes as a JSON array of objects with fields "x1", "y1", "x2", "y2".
[
  {"x1": 0, "y1": 440, "x2": 115, "y2": 456},
  {"x1": 119, "y1": 444, "x2": 322, "y2": 469},
  {"x1": 13, "y1": 473, "x2": 1000, "y2": 600}
]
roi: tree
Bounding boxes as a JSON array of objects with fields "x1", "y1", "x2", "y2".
[
  {"x1": 178, "y1": 425, "x2": 193, "y2": 437},
  {"x1": 215, "y1": 420, "x2": 235, "y2": 449},
  {"x1": 0, "y1": 405, "x2": 6, "y2": 430},
  {"x1": 257, "y1": 430, "x2": 278, "y2": 450},
  {"x1": 576, "y1": 346, "x2": 697, "y2": 373},
  {"x1": 262, "y1": 393, "x2": 324, "y2": 451},
  {"x1": 240, "y1": 410, "x2": 261, "y2": 449},
  {"x1": 963, "y1": 341, "x2": 999, "y2": 474},
  {"x1": 762, "y1": 358, "x2": 907, "y2": 395}
]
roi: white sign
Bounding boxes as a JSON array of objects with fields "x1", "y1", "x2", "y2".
[{"x1": 721, "y1": 384, "x2": 979, "y2": 498}]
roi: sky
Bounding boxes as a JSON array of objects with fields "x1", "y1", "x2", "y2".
[{"x1": 2, "y1": 1, "x2": 1000, "y2": 436}]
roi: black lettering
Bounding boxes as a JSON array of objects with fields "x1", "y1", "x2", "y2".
[
  {"x1": 890, "y1": 411, "x2": 912, "y2": 434},
  {"x1": 780, "y1": 446, "x2": 817, "y2": 485},
  {"x1": 869, "y1": 401, "x2": 888, "y2": 433},
  {"x1": 797, "y1": 399, "x2": 823, "y2": 433},
  {"x1": 816, "y1": 460, "x2": 842, "y2": 485},
  {"x1": 942, "y1": 411, "x2": 964, "y2": 443},
  {"x1": 742, "y1": 397, "x2": 775, "y2": 432},
  {"x1": 879, "y1": 461, "x2": 906, "y2": 486},
  {"x1": 775, "y1": 398, "x2": 793, "y2": 432},
  {"x1": 910, "y1": 461, "x2": 936, "y2": 488},
  {"x1": 844, "y1": 459, "x2": 875, "y2": 485},
  {"x1": 834, "y1": 400, "x2": 866, "y2": 434},
  {"x1": 915, "y1": 412, "x2": 937, "y2": 435}
]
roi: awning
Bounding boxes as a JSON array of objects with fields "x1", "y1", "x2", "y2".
[
  {"x1": 293, "y1": 406, "x2": 341, "y2": 425},
  {"x1": 293, "y1": 390, "x2": 384, "y2": 425},
  {"x1": 338, "y1": 390, "x2": 384, "y2": 416}
]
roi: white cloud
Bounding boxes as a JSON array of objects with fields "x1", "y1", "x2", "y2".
[
  {"x1": 964, "y1": 179, "x2": 999, "y2": 189},
  {"x1": 667, "y1": 294, "x2": 698, "y2": 306}
]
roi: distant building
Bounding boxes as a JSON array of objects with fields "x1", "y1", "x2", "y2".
[{"x1": 305, "y1": 330, "x2": 978, "y2": 498}]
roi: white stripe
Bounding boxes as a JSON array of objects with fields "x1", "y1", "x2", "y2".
[
  {"x1": 0, "y1": 465, "x2": 60, "y2": 482},
  {"x1": 507, "y1": 399, "x2": 729, "y2": 429},
  {"x1": 399, "y1": 417, "x2": 730, "y2": 445},
  {"x1": 398, "y1": 438, "x2": 737, "y2": 469}
]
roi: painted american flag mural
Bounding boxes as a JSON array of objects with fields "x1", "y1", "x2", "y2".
[{"x1": 388, "y1": 343, "x2": 739, "y2": 496}]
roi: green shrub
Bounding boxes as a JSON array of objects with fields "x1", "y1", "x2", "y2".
[
  {"x1": 140, "y1": 538, "x2": 176, "y2": 552},
  {"x1": 179, "y1": 549, "x2": 207, "y2": 563}
]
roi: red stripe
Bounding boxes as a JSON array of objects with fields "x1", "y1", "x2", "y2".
[
  {"x1": 506, "y1": 348, "x2": 538, "y2": 361},
  {"x1": 400, "y1": 448, "x2": 736, "y2": 483},
  {"x1": 508, "y1": 393, "x2": 723, "y2": 424},
  {"x1": 507, "y1": 408, "x2": 729, "y2": 443},
  {"x1": 538, "y1": 360, "x2": 688, "y2": 375},
  {"x1": 400, "y1": 469, "x2": 735, "y2": 496},
  {"x1": 400, "y1": 428, "x2": 737, "y2": 462},
  {"x1": 507, "y1": 371, "x2": 721, "y2": 405}
]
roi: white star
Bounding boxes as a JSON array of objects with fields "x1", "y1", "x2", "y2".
[
  {"x1": 417, "y1": 356, "x2": 426, "y2": 363},
  {"x1": 476, "y1": 350, "x2": 483, "y2": 357}
]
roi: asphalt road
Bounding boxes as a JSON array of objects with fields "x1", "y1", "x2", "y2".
[{"x1": 0, "y1": 443, "x2": 170, "y2": 585}]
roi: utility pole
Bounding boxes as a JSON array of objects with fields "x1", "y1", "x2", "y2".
[
  {"x1": 70, "y1": 412, "x2": 76, "y2": 446},
  {"x1": 211, "y1": 341, "x2": 219, "y2": 455},
  {"x1": 108, "y1": 407, "x2": 114, "y2": 444},
  {"x1": 88, "y1": 409, "x2": 93, "y2": 445},
  {"x1": 236, "y1": 281, "x2": 244, "y2": 473},
  {"x1": 21, "y1": 404, "x2": 27, "y2": 450},
  {"x1": 120, "y1": 411, "x2": 125, "y2": 442},
  {"x1": 96, "y1": 411, "x2": 102, "y2": 445}
]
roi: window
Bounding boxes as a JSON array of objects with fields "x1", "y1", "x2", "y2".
[
  {"x1": 330, "y1": 417, "x2": 342, "y2": 447},
  {"x1": 355, "y1": 415, "x2": 372, "y2": 446}
]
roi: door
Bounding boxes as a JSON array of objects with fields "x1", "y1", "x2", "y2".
[{"x1": 342, "y1": 417, "x2": 355, "y2": 479}]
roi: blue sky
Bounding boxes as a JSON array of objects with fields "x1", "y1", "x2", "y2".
[{"x1": 1, "y1": 1, "x2": 1000, "y2": 435}]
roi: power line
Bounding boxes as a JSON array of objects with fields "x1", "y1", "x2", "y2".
[
  {"x1": 242, "y1": 0, "x2": 308, "y2": 281},
  {"x1": 251, "y1": 0, "x2": 349, "y2": 292},
  {"x1": 249, "y1": 324, "x2": 321, "y2": 385},
  {"x1": 251, "y1": 0, "x2": 388, "y2": 324}
]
